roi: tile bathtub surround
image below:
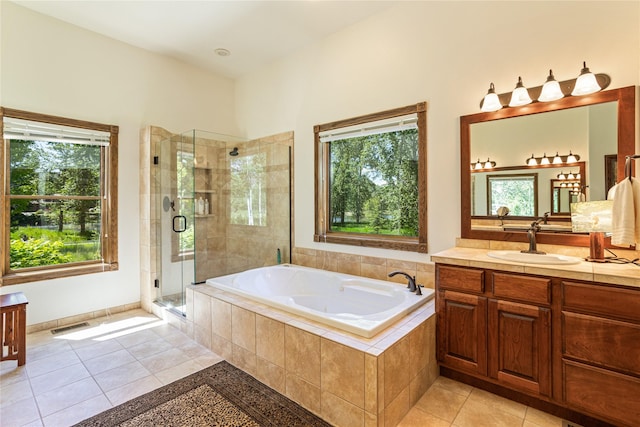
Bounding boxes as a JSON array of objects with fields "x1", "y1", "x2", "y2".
[
  {"x1": 292, "y1": 247, "x2": 435, "y2": 289},
  {"x1": 189, "y1": 285, "x2": 438, "y2": 427}
]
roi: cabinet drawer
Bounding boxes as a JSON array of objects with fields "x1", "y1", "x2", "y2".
[
  {"x1": 563, "y1": 311, "x2": 640, "y2": 376},
  {"x1": 493, "y1": 273, "x2": 551, "y2": 305},
  {"x1": 563, "y1": 281, "x2": 640, "y2": 322},
  {"x1": 563, "y1": 359, "x2": 640, "y2": 427},
  {"x1": 437, "y1": 265, "x2": 484, "y2": 293}
]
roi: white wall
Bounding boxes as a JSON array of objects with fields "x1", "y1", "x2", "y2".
[
  {"x1": 235, "y1": 1, "x2": 640, "y2": 259},
  {"x1": 0, "y1": 2, "x2": 239, "y2": 324}
]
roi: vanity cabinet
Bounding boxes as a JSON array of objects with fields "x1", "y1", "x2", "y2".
[
  {"x1": 561, "y1": 281, "x2": 640, "y2": 427},
  {"x1": 436, "y1": 262, "x2": 640, "y2": 427},
  {"x1": 436, "y1": 265, "x2": 551, "y2": 398}
]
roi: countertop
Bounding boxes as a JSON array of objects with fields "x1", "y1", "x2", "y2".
[{"x1": 431, "y1": 246, "x2": 640, "y2": 288}]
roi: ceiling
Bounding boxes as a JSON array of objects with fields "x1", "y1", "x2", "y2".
[{"x1": 12, "y1": 0, "x2": 395, "y2": 78}]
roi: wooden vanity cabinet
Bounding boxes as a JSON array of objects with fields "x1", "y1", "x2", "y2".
[
  {"x1": 436, "y1": 262, "x2": 640, "y2": 427},
  {"x1": 436, "y1": 266, "x2": 552, "y2": 397},
  {"x1": 561, "y1": 281, "x2": 640, "y2": 427}
]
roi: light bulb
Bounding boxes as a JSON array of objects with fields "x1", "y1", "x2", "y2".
[
  {"x1": 552, "y1": 152, "x2": 563, "y2": 164},
  {"x1": 567, "y1": 151, "x2": 579, "y2": 163},
  {"x1": 474, "y1": 159, "x2": 483, "y2": 170},
  {"x1": 526, "y1": 154, "x2": 538, "y2": 166},
  {"x1": 557, "y1": 171, "x2": 566, "y2": 180}
]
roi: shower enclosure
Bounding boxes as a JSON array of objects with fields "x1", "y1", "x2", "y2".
[{"x1": 154, "y1": 129, "x2": 292, "y2": 315}]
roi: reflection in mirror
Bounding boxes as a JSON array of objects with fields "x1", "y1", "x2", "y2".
[
  {"x1": 461, "y1": 86, "x2": 635, "y2": 247},
  {"x1": 551, "y1": 179, "x2": 581, "y2": 215}
]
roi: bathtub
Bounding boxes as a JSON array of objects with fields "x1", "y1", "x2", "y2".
[{"x1": 205, "y1": 264, "x2": 433, "y2": 338}]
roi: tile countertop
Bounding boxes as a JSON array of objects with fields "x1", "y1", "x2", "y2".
[{"x1": 431, "y1": 247, "x2": 640, "y2": 289}]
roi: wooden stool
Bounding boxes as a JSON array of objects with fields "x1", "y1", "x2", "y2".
[{"x1": 1, "y1": 292, "x2": 28, "y2": 366}]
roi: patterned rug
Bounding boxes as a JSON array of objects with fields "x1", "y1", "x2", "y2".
[{"x1": 74, "y1": 361, "x2": 332, "y2": 427}]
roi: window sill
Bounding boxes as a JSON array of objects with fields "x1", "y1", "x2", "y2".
[
  {"x1": 314, "y1": 233, "x2": 427, "y2": 253},
  {"x1": 0, "y1": 262, "x2": 118, "y2": 286}
]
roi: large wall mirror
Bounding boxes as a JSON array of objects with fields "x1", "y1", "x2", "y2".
[{"x1": 461, "y1": 85, "x2": 636, "y2": 246}]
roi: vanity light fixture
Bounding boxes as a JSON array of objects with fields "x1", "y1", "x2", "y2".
[
  {"x1": 508, "y1": 77, "x2": 532, "y2": 107},
  {"x1": 525, "y1": 152, "x2": 581, "y2": 166},
  {"x1": 538, "y1": 69, "x2": 564, "y2": 102},
  {"x1": 471, "y1": 158, "x2": 496, "y2": 170},
  {"x1": 567, "y1": 171, "x2": 576, "y2": 180},
  {"x1": 480, "y1": 83, "x2": 503, "y2": 112},
  {"x1": 557, "y1": 171, "x2": 566, "y2": 180},
  {"x1": 479, "y1": 62, "x2": 610, "y2": 112},
  {"x1": 571, "y1": 61, "x2": 601, "y2": 96}
]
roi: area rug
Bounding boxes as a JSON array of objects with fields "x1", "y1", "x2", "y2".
[{"x1": 74, "y1": 361, "x2": 332, "y2": 427}]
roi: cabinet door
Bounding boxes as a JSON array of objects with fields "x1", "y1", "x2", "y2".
[
  {"x1": 437, "y1": 290, "x2": 487, "y2": 376},
  {"x1": 488, "y1": 299, "x2": 551, "y2": 396}
]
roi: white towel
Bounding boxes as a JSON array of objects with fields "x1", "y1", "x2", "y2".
[{"x1": 608, "y1": 178, "x2": 640, "y2": 246}]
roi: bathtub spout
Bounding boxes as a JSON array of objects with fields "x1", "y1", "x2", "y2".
[{"x1": 388, "y1": 271, "x2": 417, "y2": 292}]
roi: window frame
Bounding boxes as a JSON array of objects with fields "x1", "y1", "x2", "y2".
[
  {"x1": 1, "y1": 107, "x2": 119, "y2": 285},
  {"x1": 314, "y1": 102, "x2": 427, "y2": 253}
]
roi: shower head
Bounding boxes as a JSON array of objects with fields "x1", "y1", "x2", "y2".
[{"x1": 229, "y1": 147, "x2": 239, "y2": 156}]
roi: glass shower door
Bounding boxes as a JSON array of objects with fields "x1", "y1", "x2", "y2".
[{"x1": 155, "y1": 131, "x2": 196, "y2": 315}]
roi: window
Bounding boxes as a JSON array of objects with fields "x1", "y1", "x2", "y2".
[
  {"x1": 487, "y1": 173, "x2": 537, "y2": 217},
  {"x1": 230, "y1": 153, "x2": 267, "y2": 226},
  {"x1": 314, "y1": 103, "x2": 427, "y2": 252},
  {"x1": 1, "y1": 108, "x2": 118, "y2": 285}
]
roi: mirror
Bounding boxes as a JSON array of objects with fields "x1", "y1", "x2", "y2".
[{"x1": 461, "y1": 86, "x2": 636, "y2": 246}]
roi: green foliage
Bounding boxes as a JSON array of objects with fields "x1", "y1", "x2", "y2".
[
  {"x1": 9, "y1": 227, "x2": 100, "y2": 269},
  {"x1": 9, "y1": 238, "x2": 73, "y2": 269},
  {"x1": 329, "y1": 129, "x2": 419, "y2": 236}
]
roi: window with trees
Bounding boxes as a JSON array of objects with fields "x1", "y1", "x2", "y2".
[
  {"x1": 314, "y1": 103, "x2": 427, "y2": 252},
  {"x1": 1, "y1": 108, "x2": 118, "y2": 285},
  {"x1": 487, "y1": 173, "x2": 537, "y2": 217}
]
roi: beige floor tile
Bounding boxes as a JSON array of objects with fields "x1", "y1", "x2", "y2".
[
  {"x1": 397, "y1": 406, "x2": 451, "y2": 427},
  {"x1": 83, "y1": 348, "x2": 136, "y2": 376},
  {"x1": 73, "y1": 339, "x2": 124, "y2": 361},
  {"x1": 35, "y1": 377, "x2": 103, "y2": 417},
  {"x1": 154, "y1": 359, "x2": 204, "y2": 385},
  {"x1": 465, "y1": 387, "x2": 527, "y2": 419},
  {"x1": 41, "y1": 394, "x2": 111, "y2": 427},
  {"x1": 0, "y1": 397, "x2": 41, "y2": 426},
  {"x1": 138, "y1": 347, "x2": 190, "y2": 373},
  {"x1": 431, "y1": 376, "x2": 473, "y2": 397},
  {"x1": 0, "y1": 379, "x2": 34, "y2": 407},
  {"x1": 105, "y1": 375, "x2": 163, "y2": 406},
  {"x1": 453, "y1": 397, "x2": 524, "y2": 427},
  {"x1": 0, "y1": 363, "x2": 28, "y2": 386},
  {"x1": 27, "y1": 340, "x2": 73, "y2": 362},
  {"x1": 25, "y1": 350, "x2": 81, "y2": 378},
  {"x1": 194, "y1": 352, "x2": 224, "y2": 368},
  {"x1": 115, "y1": 329, "x2": 159, "y2": 348},
  {"x1": 414, "y1": 383, "x2": 468, "y2": 423},
  {"x1": 127, "y1": 336, "x2": 173, "y2": 359},
  {"x1": 525, "y1": 407, "x2": 564, "y2": 426},
  {"x1": 93, "y1": 361, "x2": 151, "y2": 392},
  {"x1": 30, "y1": 363, "x2": 90, "y2": 396}
]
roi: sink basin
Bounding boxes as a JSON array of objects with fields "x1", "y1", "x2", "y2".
[{"x1": 487, "y1": 250, "x2": 582, "y2": 265}]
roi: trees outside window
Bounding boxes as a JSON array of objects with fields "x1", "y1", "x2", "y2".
[
  {"x1": 314, "y1": 103, "x2": 427, "y2": 253},
  {"x1": 1, "y1": 108, "x2": 118, "y2": 285},
  {"x1": 487, "y1": 174, "x2": 537, "y2": 217}
]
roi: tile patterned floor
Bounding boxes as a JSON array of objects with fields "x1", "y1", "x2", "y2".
[{"x1": 0, "y1": 309, "x2": 564, "y2": 426}]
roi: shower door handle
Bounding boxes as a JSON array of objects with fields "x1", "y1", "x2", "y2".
[{"x1": 172, "y1": 215, "x2": 187, "y2": 233}]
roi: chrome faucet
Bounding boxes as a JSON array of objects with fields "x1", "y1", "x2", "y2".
[
  {"x1": 388, "y1": 271, "x2": 422, "y2": 295},
  {"x1": 521, "y1": 217, "x2": 547, "y2": 255}
]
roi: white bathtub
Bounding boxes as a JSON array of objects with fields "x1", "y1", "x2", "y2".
[{"x1": 205, "y1": 264, "x2": 433, "y2": 338}]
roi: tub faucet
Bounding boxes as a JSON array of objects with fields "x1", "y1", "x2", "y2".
[
  {"x1": 388, "y1": 271, "x2": 422, "y2": 295},
  {"x1": 521, "y1": 217, "x2": 547, "y2": 255}
]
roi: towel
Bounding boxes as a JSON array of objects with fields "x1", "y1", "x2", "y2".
[{"x1": 608, "y1": 178, "x2": 640, "y2": 246}]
